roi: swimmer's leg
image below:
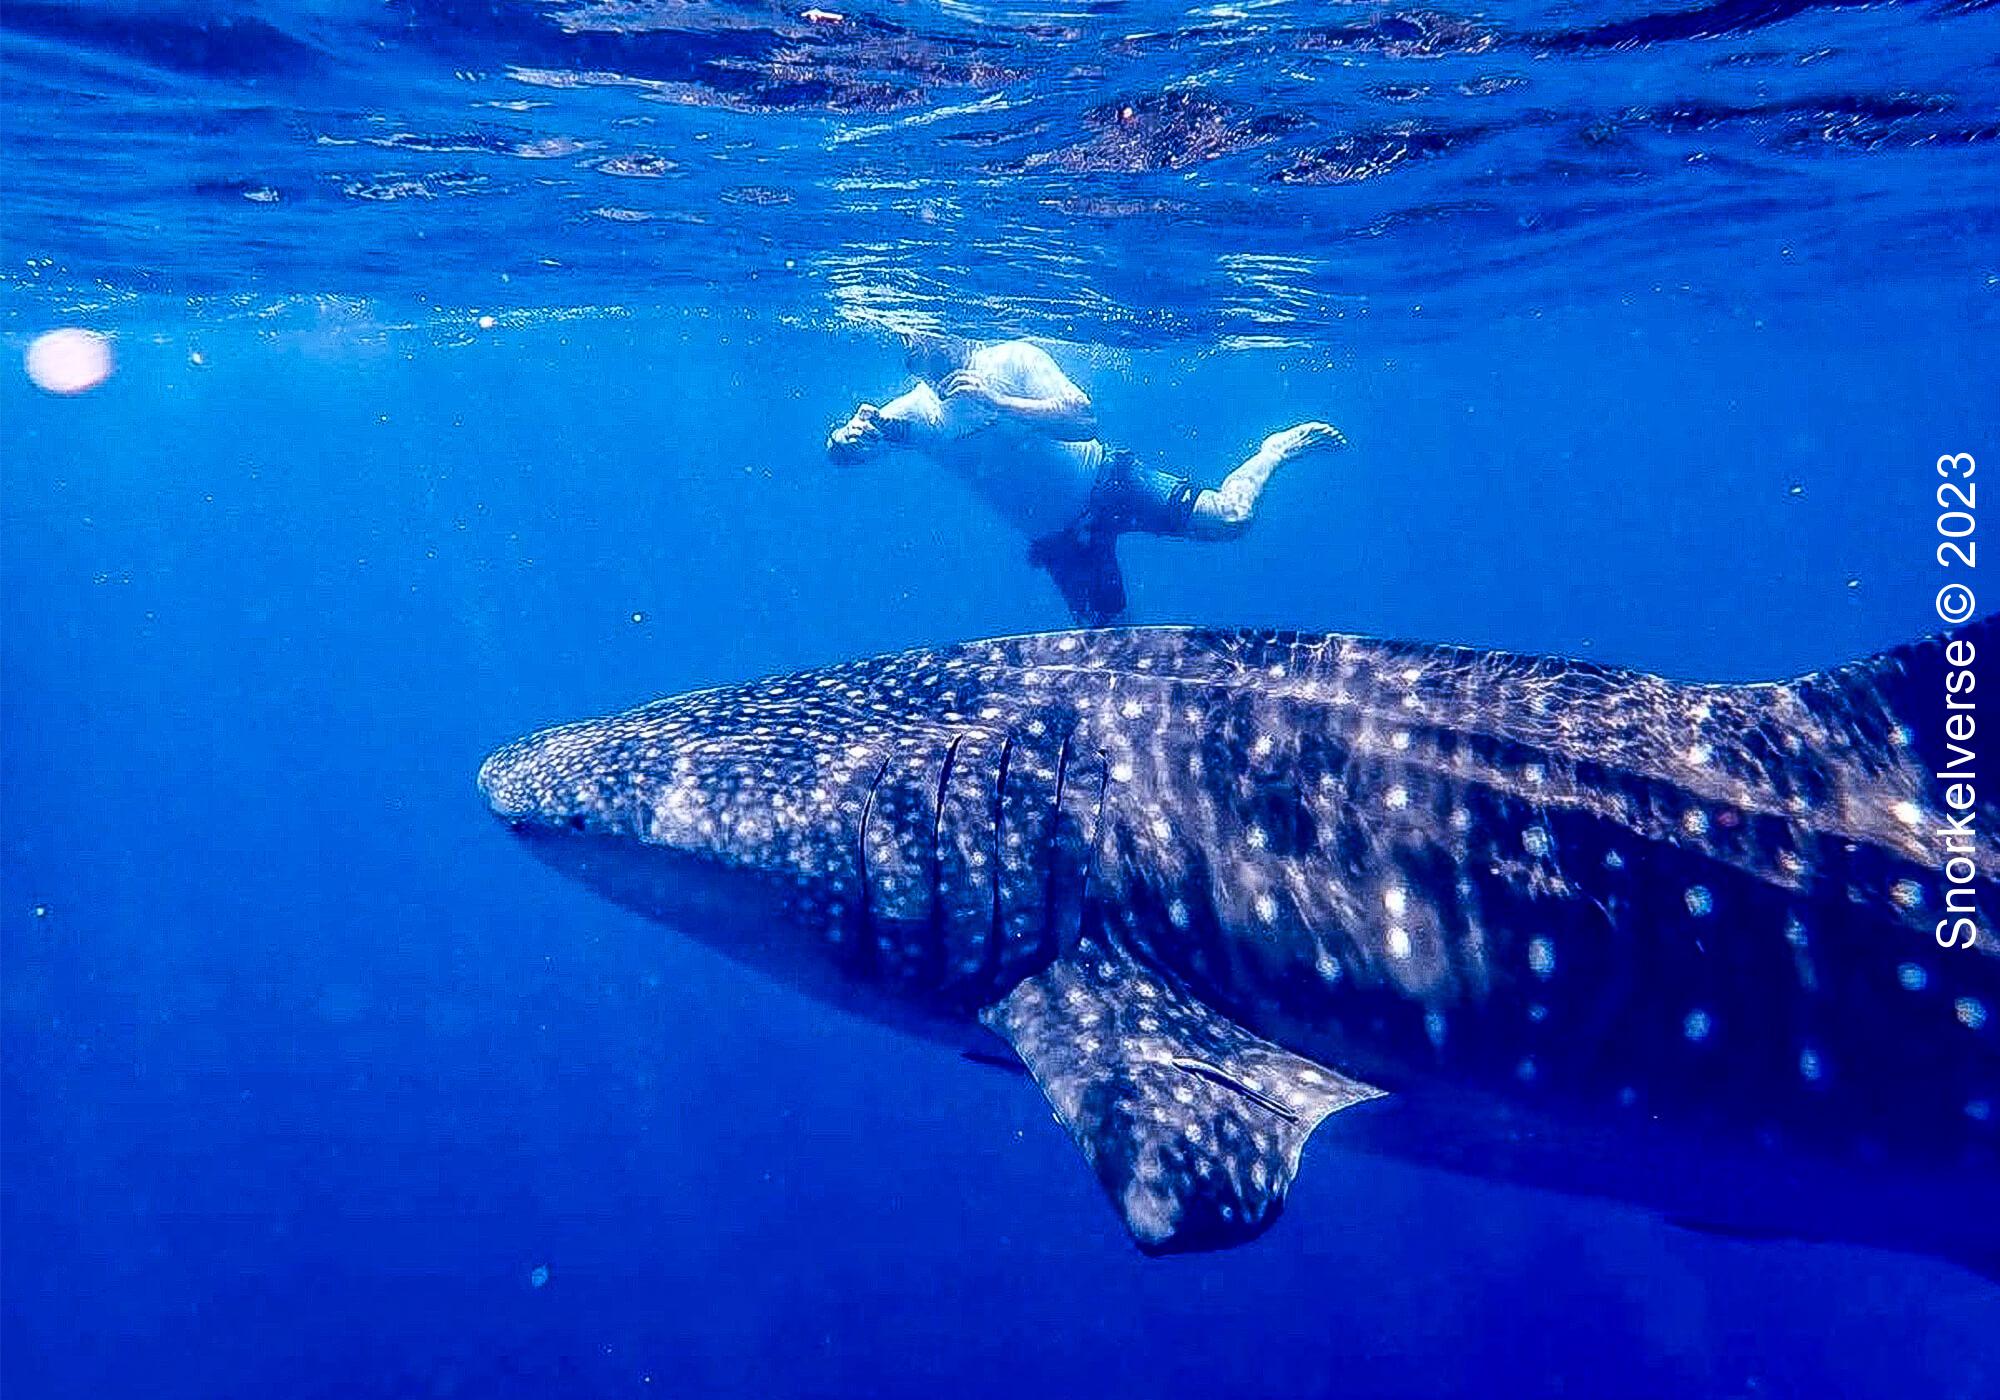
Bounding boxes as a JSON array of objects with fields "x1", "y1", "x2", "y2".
[{"x1": 1185, "y1": 421, "x2": 1347, "y2": 541}]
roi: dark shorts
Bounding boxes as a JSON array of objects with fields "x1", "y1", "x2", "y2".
[{"x1": 1087, "y1": 447, "x2": 1199, "y2": 537}]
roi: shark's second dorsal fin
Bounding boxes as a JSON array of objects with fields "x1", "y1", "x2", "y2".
[{"x1": 980, "y1": 939, "x2": 1383, "y2": 1254}]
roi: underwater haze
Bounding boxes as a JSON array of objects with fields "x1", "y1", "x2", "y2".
[{"x1": 5, "y1": 1, "x2": 2000, "y2": 1396}]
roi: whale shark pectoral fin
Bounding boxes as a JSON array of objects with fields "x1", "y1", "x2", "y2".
[{"x1": 980, "y1": 940, "x2": 1384, "y2": 1255}]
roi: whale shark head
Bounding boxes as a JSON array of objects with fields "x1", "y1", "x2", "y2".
[
  {"x1": 477, "y1": 673, "x2": 894, "y2": 985},
  {"x1": 480, "y1": 685, "x2": 850, "y2": 885},
  {"x1": 476, "y1": 643, "x2": 1103, "y2": 1022}
]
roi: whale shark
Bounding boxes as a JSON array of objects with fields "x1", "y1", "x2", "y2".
[{"x1": 479, "y1": 619, "x2": 1998, "y2": 1271}]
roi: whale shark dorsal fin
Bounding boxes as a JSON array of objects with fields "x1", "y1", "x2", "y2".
[{"x1": 980, "y1": 940, "x2": 1384, "y2": 1254}]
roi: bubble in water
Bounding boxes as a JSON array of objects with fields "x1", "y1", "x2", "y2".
[
  {"x1": 530, "y1": 1265, "x2": 550, "y2": 1288},
  {"x1": 25, "y1": 328, "x2": 113, "y2": 394}
]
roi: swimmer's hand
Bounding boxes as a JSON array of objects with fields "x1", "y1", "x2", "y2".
[
  {"x1": 938, "y1": 370, "x2": 1002, "y2": 409},
  {"x1": 827, "y1": 404, "x2": 884, "y2": 464},
  {"x1": 940, "y1": 371, "x2": 1097, "y2": 441}
]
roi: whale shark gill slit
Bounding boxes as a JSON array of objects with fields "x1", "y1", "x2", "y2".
[
  {"x1": 984, "y1": 733, "x2": 1014, "y2": 995},
  {"x1": 854, "y1": 756, "x2": 891, "y2": 978},
  {"x1": 928, "y1": 733, "x2": 965, "y2": 985}
]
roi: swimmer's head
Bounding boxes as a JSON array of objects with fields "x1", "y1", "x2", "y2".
[{"x1": 902, "y1": 332, "x2": 972, "y2": 384}]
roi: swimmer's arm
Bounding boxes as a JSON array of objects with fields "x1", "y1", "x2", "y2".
[
  {"x1": 873, "y1": 385, "x2": 939, "y2": 434},
  {"x1": 945, "y1": 342, "x2": 1098, "y2": 441},
  {"x1": 826, "y1": 386, "x2": 937, "y2": 464},
  {"x1": 939, "y1": 371, "x2": 1098, "y2": 441}
]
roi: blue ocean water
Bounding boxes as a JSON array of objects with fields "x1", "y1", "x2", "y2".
[{"x1": 5, "y1": 2, "x2": 2000, "y2": 1396}]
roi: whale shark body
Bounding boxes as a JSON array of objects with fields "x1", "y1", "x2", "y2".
[{"x1": 480, "y1": 620, "x2": 1998, "y2": 1270}]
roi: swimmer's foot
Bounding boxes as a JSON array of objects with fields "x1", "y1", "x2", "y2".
[{"x1": 1260, "y1": 421, "x2": 1349, "y2": 462}]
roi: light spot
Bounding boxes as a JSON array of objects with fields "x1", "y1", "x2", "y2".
[
  {"x1": 1898, "y1": 962, "x2": 1928, "y2": 992},
  {"x1": 1121, "y1": 700, "x2": 1144, "y2": 719},
  {"x1": 1527, "y1": 1002, "x2": 1549, "y2": 1023},
  {"x1": 1890, "y1": 879, "x2": 1923, "y2": 910},
  {"x1": 1969, "y1": 1099, "x2": 1994, "y2": 1122},
  {"x1": 1892, "y1": 800, "x2": 1922, "y2": 828},
  {"x1": 1683, "y1": 1008, "x2": 1713, "y2": 1042},
  {"x1": 1424, "y1": 1010, "x2": 1448, "y2": 1047},
  {"x1": 1246, "y1": 825, "x2": 1269, "y2": 850},
  {"x1": 1386, "y1": 925, "x2": 1413, "y2": 959},
  {"x1": 1799, "y1": 1048, "x2": 1823, "y2": 1082},
  {"x1": 1386, "y1": 786, "x2": 1410, "y2": 811},
  {"x1": 530, "y1": 1265, "x2": 550, "y2": 1288},
  {"x1": 1523, "y1": 764, "x2": 1545, "y2": 786},
  {"x1": 1449, "y1": 806, "x2": 1472, "y2": 833},
  {"x1": 1681, "y1": 809, "x2": 1710, "y2": 838},
  {"x1": 1383, "y1": 885, "x2": 1409, "y2": 917},
  {"x1": 1616, "y1": 1086, "x2": 1638, "y2": 1108},
  {"x1": 1527, "y1": 937, "x2": 1555, "y2": 979},
  {"x1": 1111, "y1": 762, "x2": 1134, "y2": 784},
  {"x1": 1401, "y1": 667, "x2": 1421, "y2": 683},
  {"x1": 1150, "y1": 818, "x2": 1172, "y2": 841},
  {"x1": 1253, "y1": 735, "x2": 1275, "y2": 759},
  {"x1": 1392, "y1": 730, "x2": 1412, "y2": 751},
  {"x1": 1686, "y1": 743, "x2": 1711, "y2": 766},
  {"x1": 1522, "y1": 826, "x2": 1551, "y2": 858},
  {"x1": 25, "y1": 327, "x2": 113, "y2": 394},
  {"x1": 1515, "y1": 1057, "x2": 1538, "y2": 1083},
  {"x1": 1254, "y1": 892, "x2": 1279, "y2": 925},
  {"x1": 1957, "y1": 997, "x2": 1989, "y2": 1030},
  {"x1": 1603, "y1": 849, "x2": 1624, "y2": 870},
  {"x1": 1684, "y1": 885, "x2": 1713, "y2": 917},
  {"x1": 1314, "y1": 947, "x2": 1344, "y2": 983}
]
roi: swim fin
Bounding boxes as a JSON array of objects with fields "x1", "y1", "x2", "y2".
[{"x1": 1028, "y1": 524, "x2": 1128, "y2": 626}]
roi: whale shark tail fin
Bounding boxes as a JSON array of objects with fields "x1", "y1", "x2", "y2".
[{"x1": 981, "y1": 936, "x2": 1383, "y2": 1254}]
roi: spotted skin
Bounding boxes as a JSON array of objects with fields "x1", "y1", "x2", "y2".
[{"x1": 481, "y1": 619, "x2": 1999, "y2": 1260}]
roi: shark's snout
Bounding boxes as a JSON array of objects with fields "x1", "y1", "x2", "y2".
[
  {"x1": 477, "y1": 724, "x2": 624, "y2": 830},
  {"x1": 477, "y1": 738, "x2": 543, "y2": 822}
]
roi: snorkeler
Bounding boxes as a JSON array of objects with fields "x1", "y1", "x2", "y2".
[{"x1": 826, "y1": 334, "x2": 1346, "y2": 625}]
